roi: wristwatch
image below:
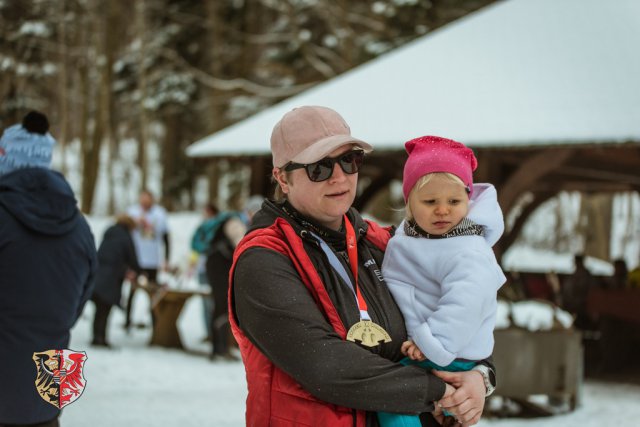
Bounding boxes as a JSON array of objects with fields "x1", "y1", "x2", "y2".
[{"x1": 471, "y1": 364, "x2": 496, "y2": 396}]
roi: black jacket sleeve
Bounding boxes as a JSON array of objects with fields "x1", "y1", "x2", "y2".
[
  {"x1": 233, "y1": 247, "x2": 445, "y2": 414},
  {"x1": 125, "y1": 231, "x2": 141, "y2": 273},
  {"x1": 163, "y1": 232, "x2": 170, "y2": 262},
  {"x1": 76, "y1": 219, "x2": 99, "y2": 321}
]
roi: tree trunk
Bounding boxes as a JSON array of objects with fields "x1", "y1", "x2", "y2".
[
  {"x1": 80, "y1": 0, "x2": 109, "y2": 214},
  {"x1": 161, "y1": 112, "x2": 182, "y2": 211},
  {"x1": 77, "y1": 10, "x2": 91, "y2": 212},
  {"x1": 104, "y1": 0, "x2": 120, "y2": 215},
  {"x1": 136, "y1": 0, "x2": 150, "y2": 191},
  {"x1": 203, "y1": 1, "x2": 226, "y2": 206},
  {"x1": 56, "y1": 0, "x2": 69, "y2": 176},
  {"x1": 207, "y1": 161, "x2": 220, "y2": 206}
]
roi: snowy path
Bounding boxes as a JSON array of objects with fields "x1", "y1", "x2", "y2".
[{"x1": 59, "y1": 290, "x2": 640, "y2": 427}]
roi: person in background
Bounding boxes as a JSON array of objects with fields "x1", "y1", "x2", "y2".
[
  {"x1": 91, "y1": 214, "x2": 141, "y2": 348},
  {"x1": 628, "y1": 260, "x2": 640, "y2": 289},
  {"x1": 608, "y1": 259, "x2": 628, "y2": 290},
  {"x1": 124, "y1": 189, "x2": 170, "y2": 330},
  {"x1": 379, "y1": 136, "x2": 505, "y2": 427},
  {"x1": 206, "y1": 195, "x2": 263, "y2": 360},
  {"x1": 0, "y1": 111, "x2": 97, "y2": 427},
  {"x1": 189, "y1": 203, "x2": 220, "y2": 341},
  {"x1": 561, "y1": 255, "x2": 595, "y2": 330},
  {"x1": 229, "y1": 106, "x2": 491, "y2": 426}
]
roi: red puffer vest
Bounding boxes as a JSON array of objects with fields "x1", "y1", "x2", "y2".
[{"x1": 228, "y1": 217, "x2": 391, "y2": 427}]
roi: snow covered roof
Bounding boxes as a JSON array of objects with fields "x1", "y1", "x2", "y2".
[{"x1": 187, "y1": 0, "x2": 640, "y2": 158}]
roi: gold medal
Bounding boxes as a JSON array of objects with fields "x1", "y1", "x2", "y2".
[
  {"x1": 312, "y1": 216, "x2": 392, "y2": 348},
  {"x1": 346, "y1": 320, "x2": 392, "y2": 347}
]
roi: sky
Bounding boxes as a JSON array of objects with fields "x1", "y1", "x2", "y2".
[{"x1": 51, "y1": 214, "x2": 640, "y2": 427}]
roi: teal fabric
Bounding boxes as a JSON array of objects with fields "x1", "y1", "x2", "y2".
[
  {"x1": 377, "y1": 358, "x2": 477, "y2": 427},
  {"x1": 190, "y1": 212, "x2": 239, "y2": 254},
  {"x1": 402, "y1": 358, "x2": 476, "y2": 372}
]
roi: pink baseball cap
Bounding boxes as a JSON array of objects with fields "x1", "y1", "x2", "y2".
[
  {"x1": 402, "y1": 135, "x2": 478, "y2": 201},
  {"x1": 271, "y1": 106, "x2": 372, "y2": 168}
]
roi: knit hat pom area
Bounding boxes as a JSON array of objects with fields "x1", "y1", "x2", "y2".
[
  {"x1": 0, "y1": 111, "x2": 56, "y2": 177},
  {"x1": 22, "y1": 111, "x2": 50, "y2": 135},
  {"x1": 402, "y1": 135, "x2": 478, "y2": 201}
]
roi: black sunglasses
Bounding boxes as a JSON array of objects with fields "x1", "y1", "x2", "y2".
[{"x1": 284, "y1": 150, "x2": 365, "y2": 182}]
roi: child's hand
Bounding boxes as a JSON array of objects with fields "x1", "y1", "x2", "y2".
[
  {"x1": 400, "y1": 340, "x2": 426, "y2": 361},
  {"x1": 434, "y1": 384, "x2": 457, "y2": 425},
  {"x1": 432, "y1": 401, "x2": 444, "y2": 425}
]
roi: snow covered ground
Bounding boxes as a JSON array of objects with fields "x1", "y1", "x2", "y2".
[
  {"x1": 54, "y1": 214, "x2": 640, "y2": 426},
  {"x1": 59, "y1": 285, "x2": 640, "y2": 427},
  {"x1": 63, "y1": 297, "x2": 246, "y2": 427}
]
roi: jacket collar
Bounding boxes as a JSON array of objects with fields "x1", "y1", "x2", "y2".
[{"x1": 250, "y1": 199, "x2": 369, "y2": 251}]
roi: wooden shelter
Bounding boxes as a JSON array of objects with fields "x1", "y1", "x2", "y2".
[
  {"x1": 360, "y1": 143, "x2": 640, "y2": 257},
  {"x1": 187, "y1": 0, "x2": 640, "y2": 256}
]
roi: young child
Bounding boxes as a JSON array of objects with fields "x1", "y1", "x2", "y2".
[{"x1": 379, "y1": 135, "x2": 506, "y2": 426}]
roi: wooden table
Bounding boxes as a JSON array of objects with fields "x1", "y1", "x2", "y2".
[{"x1": 135, "y1": 282, "x2": 210, "y2": 349}]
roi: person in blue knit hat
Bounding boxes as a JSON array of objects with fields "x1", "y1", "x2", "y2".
[
  {"x1": 0, "y1": 111, "x2": 97, "y2": 427},
  {"x1": 0, "y1": 111, "x2": 56, "y2": 175}
]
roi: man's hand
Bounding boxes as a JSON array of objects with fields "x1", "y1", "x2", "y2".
[
  {"x1": 401, "y1": 340, "x2": 426, "y2": 361},
  {"x1": 433, "y1": 370, "x2": 486, "y2": 426}
]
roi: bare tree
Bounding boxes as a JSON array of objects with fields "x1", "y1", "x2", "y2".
[
  {"x1": 135, "y1": 0, "x2": 151, "y2": 191},
  {"x1": 1, "y1": 0, "x2": 498, "y2": 212},
  {"x1": 80, "y1": 0, "x2": 108, "y2": 213}
]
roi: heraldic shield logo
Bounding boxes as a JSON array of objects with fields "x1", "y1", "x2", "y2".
[{"x1": 32, "y1": 349, "x2": 87, "y2": 408}]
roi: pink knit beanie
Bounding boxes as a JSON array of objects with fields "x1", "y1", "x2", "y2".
[{"x1": 402, "y1": 135, "x2": 478, "y2": 201}]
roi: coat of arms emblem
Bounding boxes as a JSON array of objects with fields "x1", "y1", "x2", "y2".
[{"x1": 33, "y1": 349, "x2": 87, "y2": 408}]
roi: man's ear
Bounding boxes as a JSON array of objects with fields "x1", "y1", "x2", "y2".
[{"x1": 273, "y1": 167, "x2": 290, "y2": 194}]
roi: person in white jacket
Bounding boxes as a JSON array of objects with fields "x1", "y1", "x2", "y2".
[{"x1": 379, "y1": 135, "x2": 506, "y2": 427}]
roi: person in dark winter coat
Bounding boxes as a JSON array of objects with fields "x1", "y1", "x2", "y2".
[
  {"x1": 229, "y1": 106, "x2": 493, "y2": 427},
  {"x1": 206, "y1": 196, "x2": 262, "y2": 360},
  {"x1": 0, "y1": 112, "x2": 97, "y2": 427},
  {"x1": 561, "y1": 254, "x2": 596, "y2": 330},
  {"x1": 91, "y1": 214, "x2": 141, "y2": 347},
  {"x1": 206, "y1": 212, "x2": 243, "y2": 359},
  {"x1": 188, "y1": 203, "x2": 220, "y2": 340}
]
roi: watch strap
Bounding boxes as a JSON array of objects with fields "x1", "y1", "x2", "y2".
[{"x1": 471, "y1": 364, "x2": 496, "y2": 396}]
